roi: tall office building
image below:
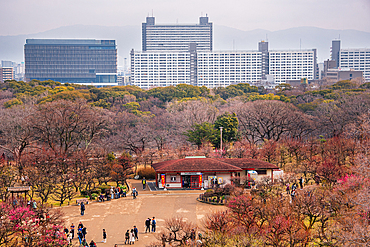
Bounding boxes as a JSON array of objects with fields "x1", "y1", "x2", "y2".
[
  {"x1": 258, "y1": 41, "x2": 269, "y2": 79},
  {"x1": 340, "y1": 48, "x2": 370, "y2": 82},
  {"x1": 142, "y1": 16, "x2": 212, "y2": 52},
  {"x1": 25, "y1": 39, "x2": 118, "y2": 86},
  {"x1": 331, "y1": 40, "x2": 341, "y2": 68}
]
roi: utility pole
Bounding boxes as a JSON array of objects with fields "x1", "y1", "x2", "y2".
[{"x1": 219, "y1": 127, "x2": 223, "y2": 158}]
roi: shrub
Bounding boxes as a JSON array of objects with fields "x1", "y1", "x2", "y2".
[
  {"x1": 137, "y1": 167, "x2": 156, "y2": 179},
  {"x1": 98, "y1": 184, "x2": 111, "y2": 191},
  {"x1": 91, "y1": 193, "x2": 98, "y2": 200},
  {"x1": 80, "y1": 189, "x2": 101, "y2": 196},
  {"x1": 118, "y1": 185, "x2": 127, "y2": 191}
]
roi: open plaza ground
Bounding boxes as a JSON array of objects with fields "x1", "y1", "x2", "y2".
[{"x1": 61, "y1": 179, "x2": 225, "y2": 247}]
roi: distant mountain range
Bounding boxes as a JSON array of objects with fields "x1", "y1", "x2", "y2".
[{"x1": 1, "y1": 25, "x2": 369, "y2": 66}]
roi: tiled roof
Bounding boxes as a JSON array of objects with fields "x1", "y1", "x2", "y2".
[
  {"x1": 216, "y1": 158, "x2": 279, "y2": 170},
  {"x1": 152, "y1": 158, "x2": 277, "y2": 172},
  {"x1": 152, "y1": 158, "x2": 243, "y2": 172}
]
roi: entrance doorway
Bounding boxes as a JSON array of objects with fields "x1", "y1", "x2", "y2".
[
  {"x1": 183, "y1": 176, "x2": 191, "y2": 188},
  {"x1": 182, "y1": 175, "x2": 200, "y2": 189}
]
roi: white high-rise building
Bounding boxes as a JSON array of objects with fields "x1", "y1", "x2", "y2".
[
  {"x1": 197, "y1": 51, "x2": 262, "y2": 87},
  {"x1": 131, "y1": 51, "x2": 190, "y2": 89},
  {"x1": 131, "y1": 16, "x2": 319, "y2": 89},
  {"x1": 339, "y1": 48, "x2": 370, "y2": 82},
  {"x1": 131, "y1": 50, "x2": 263, "y2": 88},
  {"x1": 142, "y1": 16, "x2": 212, "y2": 52},
  {"x1": 269, "y1": 50, "x2": 317, "y2": 84}
]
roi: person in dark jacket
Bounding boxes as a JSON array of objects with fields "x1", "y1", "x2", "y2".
[
  {"x1": 80, "y1": 202, "x2": 85, "y2": 216},
  {"x1": 145, "y1": 218, "x2": 151, "y2": 233}
]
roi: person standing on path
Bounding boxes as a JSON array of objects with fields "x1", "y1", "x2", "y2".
[
  {"x1": 78, "y1": 222, "x2": 84, "y2": 229},
  {"x1": 132, "y1": 187, "x2": 137, "y2": 199},
  {"x1": 133, "y1": 226, "x2": 139, "y2": 241},
  {"x1": 102, "y1": 229, "x2": 107, "y2": 243},
  {"x1": 80, "y1": 202, "x2": 85, "y2": 216},
  {"x1": 142, "y1": 177, "x2": 146, "y2": 190},
  {"x1": 130, "y1": 229, "x2": 135, "y2": 244},
  {"x1": 145, "y1": 218, "x2": 151, "y2": 233},
  {"x1": 70, "y1": 223, "x2": 75, "y2": 239},
  {"x1": 82, "y1": 226, "x2": 87, "y2": 239},
  {"x1": 151, "y1": 217, "x2": 156, "y2": 232},
  {"x1": 125, "y1": 230, "x2": 130, "y2": 244}
]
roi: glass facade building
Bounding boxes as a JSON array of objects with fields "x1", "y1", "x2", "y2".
[{"x1": 25, "y1": 39, "x2": 117, "y2": 86}]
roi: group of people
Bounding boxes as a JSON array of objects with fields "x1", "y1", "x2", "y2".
[
  {"x1": 99, "y1": 186, "x2": 127, "y2": 202},
  {"x1": 145, "y1": 217, "x2": 157, "y2": 233},
  {"x1": 124, "y1": 226, "x2": 138, "y2": 245},
  {"x1": 66, "y1": 222, "x2": 97, "y2": 246},
  {"x1": 286, "y1": 177, "x2": 305, "y2": 201}
]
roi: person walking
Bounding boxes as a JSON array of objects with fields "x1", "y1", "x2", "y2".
[
  {"x1": 286, "y1": 183, "x2": 290, "y2": 195},
  {"x1": 77, "y1": 230, "x2": 84, "y2": 245},
  {"x1": 102, "y1": 229, "x2": 107, "y2": 243},
  {"x1": 299, "y1": 177, "x2": 304, "y2": 189},
  {"x1": 291, "y1": 189, "x2": 296, "y2": 201},
  {"x1": 125, "y1": 230, "x2": 130, "y2": 244},
  {"x1": 130, "y1": 229, "x2": 135, "y2": 244},
  {"x1": 133, "y1": 225, "x2": 138, "y2": 241},
  {"x1": 132, "y1": 187, "x2": 137, "y2": 199},
  {"x1": 151, "y1": 217, "x2": 156, "y2": 232},
  {"x1": 145, "y1": 218, "x2": 151, "y2": 233},
  {"x1": 142, "y1": 177, "x2": 147, "y2": 190},
  {"x1": 80, "y1": 202, "x2": 85, "y2": 216}
]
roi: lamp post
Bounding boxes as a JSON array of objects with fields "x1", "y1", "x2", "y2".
[{"x1": 219, "y1": 127, "x2": 223, "y2": 158}]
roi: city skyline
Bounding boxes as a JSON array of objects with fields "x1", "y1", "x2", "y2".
[{"x1": 0, "y1": 0, "x2": 369, "y2": 36}]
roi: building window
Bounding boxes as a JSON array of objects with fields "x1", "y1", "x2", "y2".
[
  {"x1": 257, "y1": 170, "x2": 267, "y2": 175},
  {"x1": 171, "y1": 176, "x2": 177, "y2": 182}
]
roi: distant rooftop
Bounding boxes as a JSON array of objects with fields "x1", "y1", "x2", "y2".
[{"x1": 26, "y1": 39, "x2": 115, "y2": 45}]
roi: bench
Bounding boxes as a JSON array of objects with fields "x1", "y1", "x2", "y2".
[{"x1": 76, "y1": 198, "x2": 89, "y2": 205}]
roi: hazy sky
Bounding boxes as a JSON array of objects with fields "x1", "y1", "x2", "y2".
[{"x1": 1, "y1": 0, "x2": 369, "y2": 36}]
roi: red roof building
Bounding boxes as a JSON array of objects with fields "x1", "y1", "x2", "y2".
[{"x1": 152, "y1": 157, "x2": 279, "y2": 190}]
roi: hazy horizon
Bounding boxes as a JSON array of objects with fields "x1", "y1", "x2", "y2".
[{"x1": 1, "y1": 0, "x2": 369, "y2": 36}]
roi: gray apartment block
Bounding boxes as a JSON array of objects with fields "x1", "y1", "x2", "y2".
[
  {"x1": 24, "y1": 39, "x2": 118, "y2": 86},
  {"x1": 142, "y1": 16, "x2": 213, "y2": 52}
]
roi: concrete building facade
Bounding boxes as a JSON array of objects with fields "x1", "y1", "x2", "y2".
[
  {"x1": 268, "y1": 50, "x2": 317, "y2": 84},
  {"x1": 142, "y1": 16, "x2": 212, "y2": 52},
  {"x1": 339, "y1": 48, "x2": 370, "y2": 82},
  {"x1": 0, "y1": 67, "x2": 14, "y2": 82}
]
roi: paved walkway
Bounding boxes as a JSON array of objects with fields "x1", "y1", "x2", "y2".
[{"x1": 61, "y1": 180, "x2": 225, "y2": 246}]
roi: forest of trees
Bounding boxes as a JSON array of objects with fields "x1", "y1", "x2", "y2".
[{"x1": 1, "y1": 79, "x2": 370, "y2": 246}]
